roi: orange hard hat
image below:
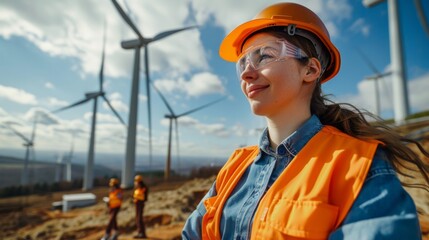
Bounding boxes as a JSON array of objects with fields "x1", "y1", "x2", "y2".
[
  {"x1": 134, "y1": 175, "x2": 143, "y2": 182},
  {"x1": 109, "y1": 178, "x2": 119, "y2": 187},
  {"x1": 219, "y1": 2, "x2": 341, "y2": 83}
]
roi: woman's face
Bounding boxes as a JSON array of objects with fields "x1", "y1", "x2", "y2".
[{"x1": 239, "y1": 33, "x2": 312, "y2": 118}]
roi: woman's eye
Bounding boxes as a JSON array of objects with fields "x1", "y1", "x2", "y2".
[{"x1": 258, "y1": 54, "x2": 274, "y2": 63}]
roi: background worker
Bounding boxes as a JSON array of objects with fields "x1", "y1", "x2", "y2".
[
  {"x1": 101, "y1": 178, "x2": 123, "y2": 240},
  {"x1": 133, "y1": 174, "x2": 148, "y2": 239},
  {"x1": 182, "y1": 2, "x2": 428, "y2": 239}
]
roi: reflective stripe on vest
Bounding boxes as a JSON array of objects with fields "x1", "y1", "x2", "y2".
[
  {"x1": 202, "y1": 126, "x2": 378, "y2": 239},
  {"x1": 109, "y1": 188, "x2": 123, "y2": 208}
]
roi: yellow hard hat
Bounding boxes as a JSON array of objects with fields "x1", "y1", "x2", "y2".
[
  {"x1": 109, "y1": 178, "x2": 119, "y2": 187},
  {"x1": 219, "y1": 2, "x2": 341, "y2": 83},
  {"x1": 134, "y1": 175, "x2": 143, "y2": 182}
]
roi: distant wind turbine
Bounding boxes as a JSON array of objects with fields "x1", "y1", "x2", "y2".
[
  {"x1": 64, "y1": 134, "x2": 75, "y2": 182},
  {"x1": 111, "y1": 0, "x2": 197, "y2": 188},
  {"x1": 55, "y1": 134, "x2": 74, "y2": 182},
  {"x1": 357, "y1": 48, "x2": 392, "y2": 117},
  {"x1": 2, "y1": 116, "x2": 38, "y2": 186},
  {"x1": 152, "y1": 83, "x2": 225, "y2": 181},
  {"x1": 52, "y1": 29, "x2": 125, "y2": 190},
  {"x1": 55, "y1": 153, "x2": 65, "y2": 182}
]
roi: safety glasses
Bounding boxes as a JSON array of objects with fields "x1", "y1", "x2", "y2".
[{"x1": 236, "y1": 40, "x2": 308, "y2": 79}]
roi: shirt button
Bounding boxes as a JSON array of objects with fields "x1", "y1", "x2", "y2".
[{"x1": 277, "y1": 145, "x2": 286, "y2": 155}]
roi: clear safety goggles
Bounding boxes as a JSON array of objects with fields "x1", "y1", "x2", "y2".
[{"x1": 236, "y1": 40, "x2": 308, "y2": 79}]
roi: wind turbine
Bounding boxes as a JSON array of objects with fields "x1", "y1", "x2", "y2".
[
  {"x1": 357, "y1": 48, "x2": 392, "y2": 117},
  {"x1": 363, "y1": 0, "x2": 410, "y2": 124},
  {"x1": 111, "y1": 0, "x2": 197, "y2": 188},
  {"x1": 2, "y1": 117, "x2": 38, "y2": 186},
  {"x1": 55, "y1": 153, "x2": 65, "y2": 182},
  {"x1": 52, "y1": 30, "x2": 125, "y2": 190},
  {"x1": 151, "y1": 83, "x2": 225, "y2": 181}
]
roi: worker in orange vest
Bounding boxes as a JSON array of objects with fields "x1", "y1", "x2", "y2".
[
  {"x1": 133, "y1": 174, "x2": 148, "y2": 239},
  {"x1": 182, "y1": 2, "x2": 428, "y2": 239},
  {"x1": 101, "y1": 178, "x2": 123, "y2": 240}
]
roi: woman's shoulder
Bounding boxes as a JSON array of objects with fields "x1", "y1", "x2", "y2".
[{"x1": 365, "y1": 147, "x2": 397, "y2": 181}]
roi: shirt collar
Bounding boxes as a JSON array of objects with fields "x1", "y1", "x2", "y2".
[{"x1": 258, "y1": 115, "x2": 323, "y2": 158}]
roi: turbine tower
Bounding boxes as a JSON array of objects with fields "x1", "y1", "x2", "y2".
[
  {"x1": 52, "y1": 30, "x2": 125, "y2": 190},
  {"x1": 152, "y1": 83, "x2": 225, "y2": 181},
  {"x1": 111, "y1": 0, "x2": 197, "y2": 188}
]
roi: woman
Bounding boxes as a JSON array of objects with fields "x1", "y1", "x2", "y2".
[
  {"x1": 101, "y1": 178, "x2": 123, "y2": 240},
  {"x1": 133, "y1": 174, "x2": 149, "y2": 239},
  {"x1": 182, "y1": 2, "x2": 429, "y2": 239}
]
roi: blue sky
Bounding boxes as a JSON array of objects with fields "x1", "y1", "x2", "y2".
[{"x1": 0, "y1": 0, "x2": 428, "y2": 168}]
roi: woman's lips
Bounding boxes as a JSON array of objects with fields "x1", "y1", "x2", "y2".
[{"x1": 247, "y1": 84, "x2": 269, "y2": 98}]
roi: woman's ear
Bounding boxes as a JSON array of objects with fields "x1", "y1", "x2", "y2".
[{"x1": 303, "y1": 58, "x2": 322, "y2": 83}]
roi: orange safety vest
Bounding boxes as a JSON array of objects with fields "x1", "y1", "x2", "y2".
[
  {"x1": 134, "y1": 187, "x2": 147, "y2": 202},
  {"x1": 109, "y1": 188, "x2": 123, "y2": 209},
  {"x1": 202, "y1": 126, "x2": 379, "y2": 240}
]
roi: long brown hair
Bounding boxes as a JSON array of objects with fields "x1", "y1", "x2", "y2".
[{"x1": 253, "y1": 27, "x2": 429, "y2": 189}]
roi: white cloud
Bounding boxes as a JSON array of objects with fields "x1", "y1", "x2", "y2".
[
  {"x1": 103, "y1": 92, "x2": 129, "y2": 113},
  {"x1": 45, "y1": 82, "x2": 54, "y2": 89},
  {"x1": 139, "y1": 94, "x2": 147, "y2": 102},
  {"x1": 349, "y1": 18, "x2": 370, "y2": 37},
  {"x1": 154, "y1": 72, "x2": 225, "y2": 97},
  {"x1": 408, "y1": 72, "x2": 429, "y2": 111},
  {"x1": 0, "y1": 85, "x2": 37, "y2": 105},
  {"x1": 47, "y1": 97, "x2": 68, "y2": 107},
  {"x1": 83, "y1": 112, "x2": 124, "y2": 124},
  {"x1": 185, "y1": 72, "x2": 225, "y2": 97}
]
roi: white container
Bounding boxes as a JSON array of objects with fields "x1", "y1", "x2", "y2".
[{"x1": 62, "y1": 193, "x2": 96, "y2": 212}]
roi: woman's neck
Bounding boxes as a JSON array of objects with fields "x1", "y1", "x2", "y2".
[{"x1": 266, "y1": 108, "x2": 311, "y2": 149}]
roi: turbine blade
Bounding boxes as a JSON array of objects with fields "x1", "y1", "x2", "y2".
[
  {"x1": 145, "y1": 48, "x2": 153, "y2": 165},
  {"x1": 100, "y1": 20, "x2": 107, "y2": 92},
  {"x1": 414, "y1": 0, "x2": 429, "y2": 37},
  {"x1": 102, "y1": 95, "x2": 126, "y2": 126},
  {"x1": 52, "y1": 97, "x2": 92, "y2": 113},
  {"x1": 150, "y1": 81, "x2": 175, "y2": 116},
  {"x1": 30, "y1": 114, "x2": 38, "y2": 142},
  {"x1": 177, "y1": 96, "x2": 226, "y2": 118},
  {"x1": 3, "y1": 124, "x2": 31, "y2": 143},
  {"x1": 111, "y1": 0, "x2": 144, "y2": 39},
  {"x1": 356, "y1": 47, "x2": 381, "y2": 75},
  {"x1": 152, "y1": 26, "x2": 198, "y2": 41}
]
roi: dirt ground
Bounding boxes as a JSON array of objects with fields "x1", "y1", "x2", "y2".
[{"x1": 0, "y1": 177, "x2": 214, "y2": 240}]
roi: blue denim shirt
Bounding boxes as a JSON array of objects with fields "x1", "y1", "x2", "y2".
[{"x1": 182, "y1": 115, "x2": 421, "y2": 239}]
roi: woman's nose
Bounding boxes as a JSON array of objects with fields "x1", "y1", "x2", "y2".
[{"x1": 240, "y1": 63, "x2": 258, "y2": 82}]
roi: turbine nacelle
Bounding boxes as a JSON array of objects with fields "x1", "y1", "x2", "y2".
[
  {"x1": 121, "y1": 38, "x2": 146, "y2": 49},
  {"x1": 85, "y1": 91, "x2": 105, "y2": 99}
]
